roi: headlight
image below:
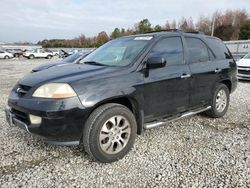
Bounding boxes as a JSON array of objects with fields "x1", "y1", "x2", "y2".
[{"x1": 32, "y1": 83, "x2": 76, "y2": 98}]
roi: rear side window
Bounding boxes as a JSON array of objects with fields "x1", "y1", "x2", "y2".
[
  {"x1": 205, "y1": 38, "x2": 232, "y2": 59},
  {"x1": 185, "y1": 37, "x2": 209, "y2": 63},
  {"x1": 149, "y1": 37, "x2": 184, "y2": 65}
]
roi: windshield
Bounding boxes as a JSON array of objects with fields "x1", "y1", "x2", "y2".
[
  {"x1": 80, "y1": 37, "x2": 152, "y2": 66},
  {"x1": 243, "y1": 53, "x2": 250, "y2": 59}
]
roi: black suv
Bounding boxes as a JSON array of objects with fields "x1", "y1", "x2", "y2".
[{"x1": 6, "y1": 31, "x2": 237, "y2": 163}]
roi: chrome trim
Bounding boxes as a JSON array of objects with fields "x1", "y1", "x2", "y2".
[
  {"x1": 237, "y1": 73, "x2": 250, "y2": 78},
  {"x1": 237, "y1": 66, "x2": 250, "y2": 71},
  {"x1": 144, "y1": 106, "x2": 211, "y2": 129},
  {"x1": 181, "y1": 74, "x2": 191, "y2": 79},
  {"x1": 13, "y1": 118, "x2": 30, "y2": 133},
  {"x1": 45, "y1": 140, "x2": 80, "y2": 146}
]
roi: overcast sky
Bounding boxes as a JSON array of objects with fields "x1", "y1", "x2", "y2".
[{"x1": 0, "y1": 0, "x2": 249, "y2": 43}]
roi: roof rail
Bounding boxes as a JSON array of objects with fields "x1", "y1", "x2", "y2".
[
  {"x1": 185, "y1": 31, "x2": 205, "y2": 35},
  {"x1": 145, "y1": 29, "x2": 182, "y2": 34}
]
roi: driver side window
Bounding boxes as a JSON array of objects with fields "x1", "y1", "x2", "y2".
[{"x1": 149, "y1": 37, "x2": 184, "y2": 66}]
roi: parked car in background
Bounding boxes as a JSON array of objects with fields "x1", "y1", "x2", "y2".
[
  {"x1": 59, "y1": 50, "x2": 70, "y2": 58},
  {"x1": 50, "y1": 49, "x2": 60, "y2": 56},
  {"x1": 237, "y1": 53, "x2": 250, "y2": 80},
  {"x1": 0, "y1": 50, "x2": 14, "y2": 59},
  {"x1": 6, "y1": 49, "x2": 23, "y2": 57},
  {"x1": 32, "y1": 52, "x2": 90, "y2": 72},
  {"x1": 23, "y1": 49, "x2": 53, "y2": 59}
]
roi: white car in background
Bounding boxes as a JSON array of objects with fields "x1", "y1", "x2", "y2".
[
  {"x1": 237, "y1": 53, "x2": 250, "y2": 80},
  {"x1": 49, "y1": 49, "x2": 60, "y2": 56},
  {"x1": 23, "y1": 49, "x2": 53, "y2": 59},
  {"x1": 0, "y1": 50, "x2": 14, "y2": 59}
]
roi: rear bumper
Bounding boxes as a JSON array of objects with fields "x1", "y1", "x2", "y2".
[{"x1": 7, "y1": 94, "x2": 91, "y2": 145}]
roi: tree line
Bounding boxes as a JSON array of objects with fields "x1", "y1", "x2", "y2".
[{"x1": 38, "y1": 9, "x2": 250, "y2": 48}]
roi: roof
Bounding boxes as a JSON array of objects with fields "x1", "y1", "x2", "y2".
[{"x1": 120, "y1": 29, "x2": 212, "y2": 39}]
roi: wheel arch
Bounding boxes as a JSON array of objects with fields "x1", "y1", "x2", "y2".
[
  {"x1": 89, "y1": 96, "x2": 143, "y2": 135},
  {"x1": 220, "y1": 79, "x2": 232, "y2": 93}
]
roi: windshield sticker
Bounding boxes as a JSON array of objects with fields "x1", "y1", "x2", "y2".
[{"x1": 134, "y1": 36, "x2": 153, "y2": 41}]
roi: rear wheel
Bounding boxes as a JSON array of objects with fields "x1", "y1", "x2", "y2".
[
  {"x1": 205, "y1": 83, "x2": 230, "y2": 118},
  {"x1": 47, "y1": 55, "x2": 52, "y2": 59},
  {"x1": 82, "y1": 103, "x2": 137, "y2": 163},
  {"x1": 29, "y1": 55, "x2": 35, "y2": 59}
]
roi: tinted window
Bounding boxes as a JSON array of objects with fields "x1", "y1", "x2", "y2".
[
  {"x1": 205, "y1": 37, "x2": 233, "y2": 59},
  {"x1": 149, "y1": 37, "x2": 184, "y2": 65},
  {"x1": 185, "y1": 37, "x2": 209, "y2": 63}
]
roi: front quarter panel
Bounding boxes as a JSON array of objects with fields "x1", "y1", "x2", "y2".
[{"x1": 71, "y1": 71, "x2": 144, "y2": 110}]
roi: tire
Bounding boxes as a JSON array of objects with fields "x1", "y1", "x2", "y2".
[
  {"x1": 29, "y1": 55, "x2": 35, "y2": 59},
  {"x1": 4, "y1": 55, "x2": 9, "y2": 59},
  {"x1": 47, "y1": 55, "x2": 52, "y2": 59},
  {"x1": 82, "y1": 103, "x2": 137, "y2": 163},
  {"x1": 205, "y1": 83, "x2": 230, "y2": 118}
]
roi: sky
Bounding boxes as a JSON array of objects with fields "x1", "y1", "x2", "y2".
[{"x1": 0, "y1": 0, "x2": 249, "y2": 43}]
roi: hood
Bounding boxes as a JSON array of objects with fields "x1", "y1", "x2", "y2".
[
  {"x1": 32, "y1": 60, "x2": 63, "y2": 72},
  {"x1": 236, "y1": 59, "x2": 250, "y2": 67},
  {"x1": 19, "y1": 63, "x2": 119, "y2": 87}
]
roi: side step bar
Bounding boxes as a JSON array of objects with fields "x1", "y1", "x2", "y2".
[{"x1": 144, "y1": 106, "x2": 211, "y2": 129}]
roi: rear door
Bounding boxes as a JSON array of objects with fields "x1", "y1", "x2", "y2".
[
  {"x1": 143, "y1": 36, "x2": 191, "y2": 121},
  {"x1": 185, "y1": 37, "x2": 218, "y2": 108},
  {"x1": 39, "y1": 49, "x2": 46, "y2": 57}
]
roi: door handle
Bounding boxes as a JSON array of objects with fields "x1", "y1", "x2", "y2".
[
  {"x1": 181, "y1": 74, "x2": 191, "y2": 79},
  {"x1": 214, "y1": 68, "x2": 222, "y2": 73}
]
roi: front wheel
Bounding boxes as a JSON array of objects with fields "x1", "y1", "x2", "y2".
[
  {"x1": 4, "y1": 55, "x2": 10, "y2": 59},
  {"x1": 205, "y1": 83, "x2": 230, "y2": 118},
  {"x1": 82, "y1": 103, "x2": 137, "y2": 163},
  {"x1": 47, "y1": 55, "x2": 52, "y2": 59}
]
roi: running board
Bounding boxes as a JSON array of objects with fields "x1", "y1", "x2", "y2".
[{"x1": 144, "y1": 106, "x2": 211, "y2": 129}]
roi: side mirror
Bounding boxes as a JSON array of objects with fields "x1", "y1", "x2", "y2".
[{"x1": 147, "y1": 57, "x2": 166, "y2": 69}]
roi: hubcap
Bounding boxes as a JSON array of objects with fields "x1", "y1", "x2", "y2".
[
  {"x1": 99, "y1": 115, "x2": 131, "y2": 155},
  {"x1": 216, "y1": 89, "x2": 227, "y2": 113}
]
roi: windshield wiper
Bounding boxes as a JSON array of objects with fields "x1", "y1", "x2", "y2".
[{"x1": 83, "y1": 61, "x2": 105, "y2": 66}]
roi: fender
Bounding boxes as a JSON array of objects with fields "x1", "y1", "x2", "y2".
[{"x1": 79, "y1": 85, "x2": 145, "y2": 134}]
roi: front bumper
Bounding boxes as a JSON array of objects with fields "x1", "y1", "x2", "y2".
[
  {"x1": 7, "y1": 93, "x2": 90, "y2": 145},
  {"x1": 237, "y1": 73, "x2": 250, "y2": 80},
  {"x1": 237, "y1": 67, "x2": 250, "y2": 80}
]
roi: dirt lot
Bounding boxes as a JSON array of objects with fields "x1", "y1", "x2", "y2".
[{"x1": 0, "y1": 59, "x2": 249, "y2": 187}]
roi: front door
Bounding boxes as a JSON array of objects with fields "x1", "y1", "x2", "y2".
[{"x1": 143, "y1": 36, "x2": 191, "y2": 121}]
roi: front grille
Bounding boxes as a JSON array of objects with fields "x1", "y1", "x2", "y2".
[
  {"x1": 238, "y1": 70, "x2": 250, "y2": 75},
  {"x1": 11, "y1": 108, "x2": 30, "y2": 124},
  {"x1": 238, "y1": 66, "x2": 249, "y2": 69},
  {"x1": 16, "y1": 84, "x2": 32, "y2": 97}
]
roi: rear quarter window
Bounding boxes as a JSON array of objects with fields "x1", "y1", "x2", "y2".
[{"x1": 205, "y1": 37, "x2": 233, "y2": 60}]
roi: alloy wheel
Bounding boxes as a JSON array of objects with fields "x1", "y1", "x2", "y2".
[
  {"x1": 216, "y1": 89, "x2": 227, "y2": 113},
  {"x1": 99, "y1": 115, "x2": 131, "y2": 155}
]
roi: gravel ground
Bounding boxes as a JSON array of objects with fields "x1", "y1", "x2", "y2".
[{"x1": 0, "y1": 59, "x2": 249, "y2": 187}]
